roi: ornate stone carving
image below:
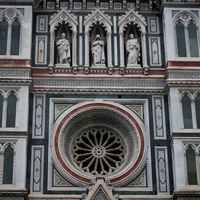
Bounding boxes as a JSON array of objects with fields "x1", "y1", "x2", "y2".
[
  {"x1": 54, "y1": 170, "x2": 72, "y2": 186},
  {"x1": 49, "y1": 9, "x2": 78, "y2": 69},
  {"x1": 92, "y1": 34, "x2": 105, "y2": 66},
  {"x1": 126, "y1": 34, "x2": 140, "y2": 67},
  {"x1": 56, "y1": 33, "x2": 71, "y2": 65}
]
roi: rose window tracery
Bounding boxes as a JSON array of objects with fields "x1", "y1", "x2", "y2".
[{"x1": 72, "y1": 127, "x2": 125, "y2": 175}]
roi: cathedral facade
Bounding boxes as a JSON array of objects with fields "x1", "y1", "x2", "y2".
[{"x1": 0, "y1": 0, "x2": 200, "y2": 199}]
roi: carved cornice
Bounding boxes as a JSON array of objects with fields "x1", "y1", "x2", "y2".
[{"x1": 32, "y1": 78, "x2": 165, "y2": 94}]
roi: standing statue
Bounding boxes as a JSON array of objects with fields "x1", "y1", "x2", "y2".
[
  {"x1": 92, "y1": 34, "x2": 105, "y2": 65},
  {"x1": 56, "y1": 33, "x2": 70, "y2": 64},
  {"x1": 126, "y1": 34, "x2": 140, "y2": 65}
]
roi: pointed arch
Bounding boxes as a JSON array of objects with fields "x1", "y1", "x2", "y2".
[
  {"x1": 49, "y1": 8, "x2": 78, "y2": 68},
  {"x1": 118, "y1": 9, "x2": 148, "y2": 68},
  {"x1": 0, "y1": 8, "x2": 24, "y2": 55},
  {"x1": 173, "y1": 10, "x2": 200, "y2": 57},
  {"x1": 84, "y1": 9, "x2": 113, "y2": 68}
]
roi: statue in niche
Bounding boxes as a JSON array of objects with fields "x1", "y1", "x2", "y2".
[
  {"x1": 56, "y1": 33, "x2": 70, "y2": 64},
  {"x1": 92, "y1": 34, "x2": 105, "y2": 66},
  {"x1": 126, "y1": 34, "x2": 140, "y2": 66}
]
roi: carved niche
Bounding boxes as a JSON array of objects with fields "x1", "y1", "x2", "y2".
[
  {"x1": 118, "y1": 8, "x2": 148, "y2": 74},
  {"x1": 48, "y1": 9, "x2": 78, "y2": 73},
  {"x1": 84, "y1": 9, "x2": 113, "y2": 74}
]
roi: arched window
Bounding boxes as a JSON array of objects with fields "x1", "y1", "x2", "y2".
[
  {"x1": 0, "y1": 93, "x2": 3, "y2": 127},
  {"x1": 11, "y1": 19, "x2": 20, "y2": 55},
  {"x1": 182, "y1": 94, "x2": 192, "y2": 129},
  {"x1": 176, "y1": 21, "x2": 186, "y2": 57},
  {"x1": 186, "y1": 146, "x2": 197, "y2": 185},
  {"x1": 0, "y1": 19, "x2": 8, "y2": 55},
  {"x1": 6, "y1": 92, "x2": 17, "y2": 127},
  {"x1": 195, "y1": 94, "x2": 200, "y2": 128},
  {"x1": 3, "y1": 144, "x2": 14, "y2": 184},
  {"x1": 0, "y1": 8, "x2": 23, "y2": 56},
  {"x1": 188, "y1": 21, "x2": 199, "y2": 57},
  {"x1": 175, "y1": 12, "x2": 199, "y2": 57}
]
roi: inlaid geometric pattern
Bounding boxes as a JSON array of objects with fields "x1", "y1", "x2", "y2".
[
  {"x1": 114, "y1": 2, "x2": 122, "y2": 10},
  {"x1": 33, "y1": 95, "x2": 45, "y2": 138},
  {"x1": 152, "y1": 96, "x2": 166, "y2": 139},
  {"x1": 155, "y1": 147, "x2": 169, "y2": 194},
  {"x1": 100, "y1": 2, "x2": 109, "y2": 9},
  {"x1": 47, "y1": 2, "x2": 55, "y2": 9},
  {"x1": 31, "y1": 146, "x2": 44, "y2": 193}
]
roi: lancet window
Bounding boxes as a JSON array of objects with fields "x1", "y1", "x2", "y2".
[
  {"x1": 174, "y1": 11, "x2": 200, "y2": 57},
  {"x1": 184, "y1": 143, "x2": 200, "y2": 185},
  {"x1": 0, "y1": 142, "x2": 15, "y2": 185},
  {"x1": 0, "y1": 8, "x2": 23, "y2": 55},
  {"x1": 181, "y1": 91, "x2": 200, "y2": 129},
  {"x1": 0, "y1": 90, "x2": 18, "y2": 128}
]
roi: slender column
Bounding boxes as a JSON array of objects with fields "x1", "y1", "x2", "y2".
[
  {"x1": 72, "y1": 32, "x2": 77, "y2": 67},
  {"x1": 2, "y1": 98, "x2": 7, "y2": 128},
  {"x1": 191, "y1": 99, "x2": 197, "y2": 129},
  {"x1": 84, "y1": 31, "x2": 89, "y2": 67},
  {"x1": 119, "y1": 32, "x2": 125, "y2": 67},
  {"x1": 184, "y1": 25, "x2": 190, "y2": 57},
  {"x1": 141, "y1": 32, "x2": 148, "y2": 68},
  {"x1": 49, "y1": 31, "x2": 55, "y2": 67},
  {"x1": 15, "y1": 97, "x2": 19, "y2": 128},
  {"x1": 107, "y1": 32, "x2": 113, "y2": 67},
  {"x1": 196, "y1": 152, "x2": 200, "y2": 185},
  {"x1": 7, "y1": 22, "x2": 12, "y2": 55},
  {"x1": 0, "y1": 151, "x2": 4, "y2": 184},
  {"x1": 184, "y1": 151, "x2": 188, "y2": 185}
]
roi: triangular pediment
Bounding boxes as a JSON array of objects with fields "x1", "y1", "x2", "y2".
[
  {"x1": 118, "y1": 9, "x2": 147, "y2": 33},
  {"x1": 49, "y1": 8, "x2": 78, "y2": 32},
  {"x1": 85, "y1": 179, "x2": 114, "y2": 200},
  {"x1": 84, "y1": 8, "x2": 112, "y2": 32}
]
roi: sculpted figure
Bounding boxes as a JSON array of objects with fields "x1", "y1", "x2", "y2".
[
  {"x1": 56, "y1": 33, "x2": 70, "y2": 64},
  {"x1": 126, "y1": 34, "x2": 140, "y2": 65},
  {"x1": 92, "y1": 34, "x2": 105, "y2": 65}
]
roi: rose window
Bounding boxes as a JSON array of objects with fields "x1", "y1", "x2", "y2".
[{"x1": 72, "y1": 127, "x2": 125, "y2": 175}]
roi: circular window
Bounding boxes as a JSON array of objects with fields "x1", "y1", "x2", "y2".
[
  {"x1": 52, "y1": 102, "x2": 147, "y2": 187},
  {"x1": 72, "y1": 127, "x2": 125, "y2": 175}
]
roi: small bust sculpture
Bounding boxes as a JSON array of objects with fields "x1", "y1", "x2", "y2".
[
  {"x1": 92, "y1": 34, "x2": 105, "y2": 65},
  {"x1": 56, "y1": 33, "x2": 70, "y2": 64},
  {"x1": 126, "y1": 34, "x2": 140, "y2": 65}
]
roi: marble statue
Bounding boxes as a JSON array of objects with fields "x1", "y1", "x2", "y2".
[
  {"x1": 126, "y1": 34, "x2": 140, "y2": 65},
  {"x1": 56, "y1": 33, "x2": 70, "y2": 64},
  {"x1": 92, "y1": 34, "x2": 105, "y2": 65}
]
